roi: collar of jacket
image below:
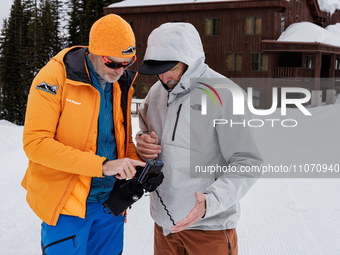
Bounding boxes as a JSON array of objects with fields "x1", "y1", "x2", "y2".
[{"x1": 62, "y1": 47, "x2": 137, "y2": 90}]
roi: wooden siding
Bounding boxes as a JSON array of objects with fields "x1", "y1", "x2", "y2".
[
  {"x1": 104, "y1": 0, "x2": 340, "y2": 107},
  {"x1": 106, "y1": 5, "x2": 284, "y2": 80}
]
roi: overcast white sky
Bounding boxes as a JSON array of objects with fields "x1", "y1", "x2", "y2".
[{"x1": 0, "y1": 0, "x2": 13, "y2": 30}]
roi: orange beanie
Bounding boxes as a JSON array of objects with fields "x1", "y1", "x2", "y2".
[{"x1": 89, "y1": 14, "x2": 136, "y2": 58}]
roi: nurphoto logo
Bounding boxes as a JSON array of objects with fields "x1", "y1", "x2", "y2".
[{"x1": 196, "y1": 79, "x2": 312, "y2": 128}]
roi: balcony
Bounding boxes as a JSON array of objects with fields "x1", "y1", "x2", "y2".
[
  {"x1": 335, "y1": 70, "x2": 340, "y2": 77},
  {"x1": 273, "y1": 67, "x2": 314, "y2": 78}
]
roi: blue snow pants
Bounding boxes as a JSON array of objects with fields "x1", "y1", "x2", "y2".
[{"x1": 41, "y1": 202, "x2": 125, "y2": 255}]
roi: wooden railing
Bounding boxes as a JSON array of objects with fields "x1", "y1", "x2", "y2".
[
  {"x1": 297, "y1": 68, "x2": 314, "y2": 77},
  {"x1": 274, "y1": 67, "x2": 296, "y2": 78},
  {"x1": 335, "y1": 70, "x2": 340, "y2": 77},
  {"x1": 273, "y1": 67, "x2": 314, "y2": 78}
]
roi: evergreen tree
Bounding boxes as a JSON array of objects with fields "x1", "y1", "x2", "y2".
[
  {"x1": 0, "y1": 0, "x2": 29, "y2": 124},
  {"x1": 67, "y1": 0, "x2": 122, "y2": 47},
  {"x1": 0, "y1": 0, "x2": 121, "y2": 124},
  {"x1": 67, "y1": 0, "x2": 86, "y2": 46},
  {"x1": 0, "y1": 19, "x2": 9, "y2": 117},
  {"x1": 23, "y1": 0, "x2": 41, "y2": 76},
  {"x1": 51, "y1": 0, "x2": 63, "y2": 53},
  {"x1": 39, "y1": 0, "x2": 56, "y2": 62}
]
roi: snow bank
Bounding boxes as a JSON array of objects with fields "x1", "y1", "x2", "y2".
[
  {"x1": 0, "y1": 119, "x2": 19, "y2": 126},
  {"x1": 335, "y1": 93, "x2": 340, "y2": 103},
  {"x1": 278, "y1": 22, "x2": 340, "y2": 47},
  {"x1": 325, "y1": 22, "x2": 340, "y2": 36},
  {"x1": 317, "y1": 0, "x2": 340, "y2": 15}
]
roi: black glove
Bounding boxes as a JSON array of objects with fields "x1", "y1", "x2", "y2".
[
  {"x1": 141, "y1": 171, "x2": 164, "y2": 192},
  {"x1": 102, "y1": 178, "x2": 144, "y2": 217},
  {"x1": 135, "y1": 165, "x2": 164, "y2": 192},
  {"x1": 103, "y1": 165, "x2": 164, "y2": 217}
]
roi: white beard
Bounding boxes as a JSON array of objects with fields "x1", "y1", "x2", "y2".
[{"x1": 92, "y1": 56, "x2": 122, "y2": 83}]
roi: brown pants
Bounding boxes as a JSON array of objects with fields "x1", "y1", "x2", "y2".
[{"x1": 154, "y1": 223, "x2": 238, "y2": 255}]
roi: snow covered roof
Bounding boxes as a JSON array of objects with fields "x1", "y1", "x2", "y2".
[
  {"x1": 317, "y1": 0, "x2": 340, "y2": 15},
  {"x1": 109, "y1": 0, "x2": 340, "y2": 15},
  {"x1": 108, "y1": 0, "x2": 244, "y2": 8},
  {"x1": 109, "y1": 0, "x2": 340, "y2": 10},
  {"x1": 278, "y1": 22, "x2": 340, "y2": 48}
]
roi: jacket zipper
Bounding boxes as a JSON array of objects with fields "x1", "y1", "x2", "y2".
[
  {"x1": 172, "y1": 104, "x2": 182, "y2": 141},
  {"x1": 44, "y1": 234, "x2": 76, "y2": 250},
  {"x1": 223, "y1": 230, "x2": 233, "y2": 255},
  {"x1": 83, "y1": 88, "x2": 99, "y2": 219}
]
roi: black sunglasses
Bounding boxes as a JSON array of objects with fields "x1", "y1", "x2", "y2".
[{"x1": 102, "y1": 55, "x2": 137, "y2": 69}]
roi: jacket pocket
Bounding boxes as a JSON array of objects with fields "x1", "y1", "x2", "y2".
[
  {"x1": 172, "y1": 104, "x2": 182, "y2": 141},
  {"x1": 42, "y1": 234, "x2": 76, "y2": 254},
  {"x1": 223, "y1": 229, "x2": 235, "y2": 255}
]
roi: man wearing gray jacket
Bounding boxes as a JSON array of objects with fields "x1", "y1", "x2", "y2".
[{"x1": 136, "y1": 22, "x2": 263, "y2": 255}]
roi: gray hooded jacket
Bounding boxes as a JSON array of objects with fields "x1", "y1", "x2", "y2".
[{"x1": 136, "y1": 23, "x2": 263, "y2": 236}]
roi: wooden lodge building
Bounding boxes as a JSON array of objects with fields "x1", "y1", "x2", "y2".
[{"x1": 104, "y1": 0, "x2": 340, "y2": 108}]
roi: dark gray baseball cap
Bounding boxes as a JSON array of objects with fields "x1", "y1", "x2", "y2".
[{"x1": 138, "y1": 60, "x2": 179, "y2": 75}]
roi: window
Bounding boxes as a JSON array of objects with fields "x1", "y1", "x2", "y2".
[
  {"x1": 226, "y1": 53, "x2": 242, "y2": 71},
  {"x1": 128, "y1": 21, "x2": 133, "y2": 29},
  {"x1": 251, "y1": 53, "x2": 268, "y2": 71},
  {"x1": 141, "y1": 84, "x2": 150, "y2": 95},
  {"x1": 336, "y1": 59, "x2": 340, "y2": 70},
  {"x1": 281, "y1": 18, "x2": 286, "y2": 33},
  {"x1": 252, "y1": 89, "x2": 260, "y2": 108},
  {"x1": 305, "y1": 55, "x2": 312, "y2": 68},
  {"x1": 204, "y1": 18, "x2": 220, "y2": 35},
  {"x1": 245, "y1": 17, "x2": 262, "y2": 35}
]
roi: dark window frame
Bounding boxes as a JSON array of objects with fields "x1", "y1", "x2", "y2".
[
  {"x1": 252, "y1": 89, "x2": 260, "y2": 108},
  {"x1": 251, "y1": 53, "x2": 269, "y2": 71},
  {"x1": 226, "y1": 53, "x2": 243, "y2": 71},
  {"x1": 281, "y1": 17, "x2": 286, "y2": 33},
  {"x1": 128, "y1": 21, "x2": 133, "y2": 29},
  {"x1": 244, "y1": 17, "x2": 262, "y2": 35},
  {"x1": 204, "y1": 18, "x2": 221, "y2": 36},
  {"x1": 305, "y1": 55, "x2": 313, "y2": 69}
]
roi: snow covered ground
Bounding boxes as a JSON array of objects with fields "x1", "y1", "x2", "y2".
[{"x1": 1, "y1": 101, "x2": 340, "y2": 255}]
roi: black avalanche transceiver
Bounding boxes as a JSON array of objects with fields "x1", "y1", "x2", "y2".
[{"x1": 137, "y1": 160, "x2": 164, "y2": 184}]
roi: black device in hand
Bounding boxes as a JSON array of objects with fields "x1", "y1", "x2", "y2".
[
  {"x1": 137, "y1": 160, "x2": 164, "y2": 184},
  {"x1": 103, "y1": 160, "x2": 164, "y2": 217}
]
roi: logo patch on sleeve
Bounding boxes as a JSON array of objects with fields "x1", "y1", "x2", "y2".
[{"x1": 36, "y1": 82, "x2": 59, "y2": 95}]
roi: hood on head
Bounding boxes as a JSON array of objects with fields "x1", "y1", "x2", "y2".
[{"x1": 143, "y1": 22, "x2": 206, "y2": 95}]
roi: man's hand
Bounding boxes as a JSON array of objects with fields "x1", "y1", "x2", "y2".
[
  {"x1": 137, "y1": 131, "x2": 161, "y2": 159},
  {"x1": 102, "y1": 158, "x2": 146, "y2": 179},
  {"x1": 170, "y1": 192, "x2": 206, "y2": 233}
]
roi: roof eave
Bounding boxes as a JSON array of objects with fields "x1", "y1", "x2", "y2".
[{"x1": 104, "y1": 0, "x2": 290, "y2": 15}]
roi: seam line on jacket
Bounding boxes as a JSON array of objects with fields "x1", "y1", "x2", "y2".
[{"x1": 50, "y1": 175, "x2": 77, "y2": 225}]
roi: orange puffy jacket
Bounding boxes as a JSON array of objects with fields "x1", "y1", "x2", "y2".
[{"x1": 21, "y1": 47, "x2": 140, "y2": 226}]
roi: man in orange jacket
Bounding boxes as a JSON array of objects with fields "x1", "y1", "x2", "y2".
[{"x1": 22, "y1": 14, "x2": 147, "y2": 255}]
